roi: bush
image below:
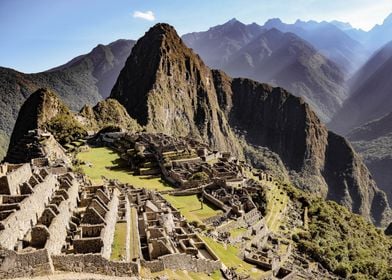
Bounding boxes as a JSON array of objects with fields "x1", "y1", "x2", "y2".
[{"x1": 190, "y1": 171, "x2": 209, "y2": 181}]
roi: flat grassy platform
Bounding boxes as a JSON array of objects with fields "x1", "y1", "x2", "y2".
[
  {"x1": 162, "y1": 194, "x2": 222, "y2": 224},
  {"x1": 129, "y1": 207, "x2": 139, "y2": 260},
  {"x1": 201, "y1": 236, "x2": 266, "y2": 279},
  {"x1": 77, "y1": 147, "x2": 173, "y2": 191},
  {"x1": 265, "y1": 184, "x2": 289, "y2": 232},
  {"x1": 111, "y1": 222, "x2": 127, "y2": 261},
  {"x1": 143, "y1": 268, "x2": 222, "y2": 280}
]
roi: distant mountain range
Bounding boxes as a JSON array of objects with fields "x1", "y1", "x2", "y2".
[{"x1": 184, "y1": 20, "x2": 348, "y2": 122}]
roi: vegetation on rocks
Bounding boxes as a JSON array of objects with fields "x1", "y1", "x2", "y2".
[
  {"x1": 45, "y1": 112, "x2": 88, "y2": 145},
  {"x1": 285, "y1": 185, "x2": 392, "y2": 280}
]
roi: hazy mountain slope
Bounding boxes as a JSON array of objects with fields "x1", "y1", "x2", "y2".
[
  {"x1": 182, "y1": 18, "x2": 264, "y2": 70},
  {"x1": 348, "y1": 112, "x2": 392, "y2": 205},
  {"x1": 349, "y1": 111, "x2": 392, "y2": 142},
  {"x1": 366, "y1": 13, "x2": 392, "y2": 51},
  {"x1": 49, "y1": 39, "x2": 135, "y2": 98},
  {"x1": 329, "y1": 20, "x2": 368, "y2": 43},
  {"x1": 262, "y1": 18, "x2": 368, "y2": 73},
  {"x1": 111, "y1": 23, "x2": 390, "y2": 225},
  {"x1": 348, "y1": 41, "x2": 392, "y2": 93},
  {"x1": 222, "y1": 28, "x2": 347, "y2": 122},
  {"x1": 330, "y1": 45, "x2": 392, "y2": 134}
]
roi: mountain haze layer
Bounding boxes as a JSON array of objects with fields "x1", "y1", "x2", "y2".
[
  {"x1": 183, "y1": 19, "x2": 348, "y2": 123},
  {"x1": 111, "y1": 23, "x2": 390, "y2": 225},
  {"x1": 330, "y1": 41, "x2": 392, "y2": 134}
]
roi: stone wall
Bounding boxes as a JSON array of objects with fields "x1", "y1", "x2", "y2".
[
  {"x1": 141, "y1": 259, "x2": 164, "y2": 273},
  {"x1": 141, "y1": 253, "x2": 220, "y2": 274},
  {"x1": 160, "y1": 253, "x2": 220, "y2": 273},
  {"x1": 125, "y1": 196, "x2": 131, "y2": 262},
  {"x1": 51, "y1": 254, "x2": 139, "y2": 277},
  {"x1": 202, "y1": 190, "x2": 230, "y2": 212},
  {"x1": 243, "y1": 208, "x2": 262, "y2": 224},
  {"x1": 0, "y1": 163, "x2": 32, "y2": 195},
  {"x1": 44, "y1": 175, "x2": 79, "y2": 255},
  {"x1": 216, "y1": 218, "x2": 246, "y2": 234},
  {"x1": 0, "y1": 248, "x2": 53, "y2": 278},
  {"x1": 0, "y1": 174, "x2": 58, "y2": 249},
  {"x1": 100, "y1": 188, "x2": 120, "y2": 259}
]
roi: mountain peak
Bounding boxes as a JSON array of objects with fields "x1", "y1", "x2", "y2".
[
  {"x1": 7, "y1": 88, "x2": 70, "y2": 153},
  {"x1": 147, "y1": 23, "x2": 177, "y2": 35},
  {"x1": 383, "y1": 12, "x2": 392, "y2": 25},
  {"x1": 264, "y1": 18, "x2": 283, "y2": 26},
  {"x1": 227, "y1": 17, "x2": 239, "y2": 23}
]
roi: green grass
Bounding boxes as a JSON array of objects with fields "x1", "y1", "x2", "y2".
[
  {"x1": 229, "y1": 227, "x2": 247, "y2": 238},
  {"x1": 145, "y1": 269, "x2": 222, "y2": 280},
  {"x1": 163, "y1": 194, "x2": 222, "y2": 224},
  {"x1": 77, "y1": 147, "x2": 174, "y2": 191},
  {"x1": 111, "y1": 222, "x2": 127, "y2": 261},
  {"x1": 129, "y1": 207, "x2": 139, "y2": 260},
  {"x1": 201, "y1": 236, "x2": 266, "y2": 279}
]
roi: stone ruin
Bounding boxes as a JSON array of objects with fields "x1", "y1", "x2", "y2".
[
  {"x1": 5, "y1": 129, "x2": 69, "y2": 165},
  {"x1": 126, "y1": 187, "x2": 221, "y2": 273},
  {"x1": 97, "y1": 131, "x2": 249, "y2": 190},
  {"x1": 0, "y1": 152, "x2": 222, "y2": 278}
]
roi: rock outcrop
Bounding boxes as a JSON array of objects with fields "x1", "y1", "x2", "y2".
[
  {"x1": 7, "y1": 88, "x2": 81, "y2": 151},
  {"x1": 110, "y1": 23, "x2": 390, "y2": 225},
  {"x1": 6, "y1": 89, "x2": 140, "y2": 158},
  {"x1": 78, "y1": 99, "x2": 140, "y2": 132}
]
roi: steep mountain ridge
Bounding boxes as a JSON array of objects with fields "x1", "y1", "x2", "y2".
[{"x1": 111, "y1": 23, "x2": 390, "y2": 225}]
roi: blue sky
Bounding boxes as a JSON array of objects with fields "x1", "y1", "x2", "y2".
[{"x1": 1, "y1": 0, "x2": 392, "y2": 73}]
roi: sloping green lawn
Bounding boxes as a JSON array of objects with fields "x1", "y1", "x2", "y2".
[
  {"x1": 77, "y1": 147, "x2": 173, "y2": 191},
  {"x1": 111, "y1": 222, "x2": 127, "y2": 261},
  {"x1": 163, "y1": 194, "x2": 222, "y2": 224}
]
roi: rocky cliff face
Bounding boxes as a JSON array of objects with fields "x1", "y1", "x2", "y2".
[
  {"x1": 111, "y1": 24, "x2": 243, "y2": 157},
  {"x1": 110, "y1": 23, "x2": 390, "y2": 225},
  {"x1": 212, "y1": 71, "x2": 389, "y2": 224}
]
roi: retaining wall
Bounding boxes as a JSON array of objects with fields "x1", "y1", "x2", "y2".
[{"x1": 51, "y1": 254, "x2": 139, "y2": 277}]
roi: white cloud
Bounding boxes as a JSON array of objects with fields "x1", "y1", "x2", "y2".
[{"x1": 133, "y1": 10, "x2": 155, "y2": 21}]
